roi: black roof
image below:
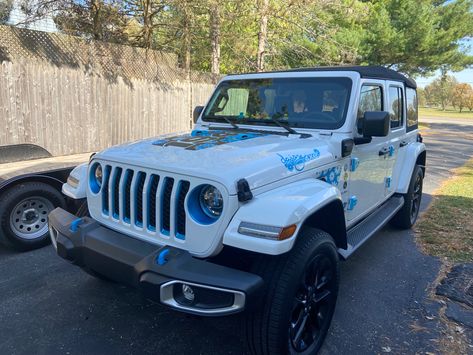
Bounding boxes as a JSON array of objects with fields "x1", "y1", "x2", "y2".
[{"x1": 266, "y1": 65, "x2": 417, "y2": 89}]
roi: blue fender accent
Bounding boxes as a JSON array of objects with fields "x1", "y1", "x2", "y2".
[
  {"x1": 69, "y1": 218, "x2": 83, "y2": 232},
  {"x1": 350, "y1": 157, "x2": 359, "y2": 172},
  {"x1": 157, "y1": 248, "x2": 170, "y2": 265}
]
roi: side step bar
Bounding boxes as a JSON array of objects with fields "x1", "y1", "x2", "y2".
[{"x1": 338, "y1": 195, "x2": 405, "y2": 259}]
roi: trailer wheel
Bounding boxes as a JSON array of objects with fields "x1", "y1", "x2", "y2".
[{"x1": 0, "y1": 182, "x2": 66, "y2": 251}]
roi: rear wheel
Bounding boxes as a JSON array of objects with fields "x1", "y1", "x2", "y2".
[
  {"x1": 245, "y1": 227, "x2": 339, "y2": 354},
  {"x1": 391, "y1": 165, "x2": 423, "y2": 229},
  {"x1": 0, "y1": 182, "x2": 65, "y2": 251}
]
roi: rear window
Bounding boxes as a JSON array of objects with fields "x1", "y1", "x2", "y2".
[{"x1": 406, "y1": 88, "x2": 418, "y2": 132}]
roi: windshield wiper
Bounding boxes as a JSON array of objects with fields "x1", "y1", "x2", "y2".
[
  {"x1": 213, "y1": 115, "x2": 239, "y2": 129},
  {"x1": 269, "y1": 114, "x2": 299, "y2": 135}
]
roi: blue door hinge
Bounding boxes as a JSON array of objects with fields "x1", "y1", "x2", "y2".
[
  {"x1": 347, "y1": 196, "x2": 358, "y2": 211},
  {"x1": 385, "y1": 176, "x2": 392, "y2": 188},
  {"x1": 350, "y1": 157, "x2": 359, "y2": 172},
  {"x1": 388, "y1": 145, "x2": 395, "y2": 157}
]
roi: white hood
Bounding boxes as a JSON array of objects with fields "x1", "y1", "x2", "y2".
[{"x1": 94, "y1": 129, "x2": 337, "y2": 194}]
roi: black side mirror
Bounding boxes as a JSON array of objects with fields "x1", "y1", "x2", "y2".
[
  {"x1": 193, "y1": 106, "x2": 204, "y2": 124},
  {"x1": 361, "y1": 111, "x2": 390, "y2": 137}
]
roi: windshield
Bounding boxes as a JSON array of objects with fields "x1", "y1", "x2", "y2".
[{"x1": 203, "y1": 77, "x2": 352, "y2": 130}]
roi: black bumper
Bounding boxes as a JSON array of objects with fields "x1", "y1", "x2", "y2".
[{"x1": 48, "y1": 208, "x2": 263, "y2": 316}]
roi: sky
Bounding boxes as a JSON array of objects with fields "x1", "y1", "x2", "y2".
[{"x1": 416, "y1": 40, "x2": 473, "y2": 88}]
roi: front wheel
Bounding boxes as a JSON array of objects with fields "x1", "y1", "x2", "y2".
[
  {"x1": 0, "y1": 182, "x2": 66, "y2": 251},
  {"x1": 245, "y1": 227, "x2": 339, "y2": 355},
  {"x1": 390, "y1": 165, "x2": 423, "y2": 229}
]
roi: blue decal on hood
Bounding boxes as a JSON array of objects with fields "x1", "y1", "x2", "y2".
[
  {"x1": 277, "y1": 149, "x2": 320, "y2": 172},
  {"x1": 153, "y1": 130, "x2": 267, "y2": 150}
]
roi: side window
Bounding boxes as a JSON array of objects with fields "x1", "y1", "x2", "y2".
[
  {"x1": 388, "y1": 86, "x2": 404, "y2": 129},
  {"x1": 406, "y1": 88, "x2": 418, "y2": 131},
  {"x1": 357, "y1": 85, "x2": 383, "y2": 119}
]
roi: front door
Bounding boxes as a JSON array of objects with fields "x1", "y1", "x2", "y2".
[{"x1": 347, "y1": 81, "x2": 388, "y2": 222}]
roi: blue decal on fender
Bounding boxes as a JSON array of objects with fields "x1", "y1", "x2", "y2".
[
  {"x1": 153, "y1": 130, "x2": 267, "y2": 150},
  {"x1": 277, "y1": 149, "x2": 321, "y2": 172},
  {"x1": 317, "y1": 166, "x2": 342, "y2": 186}
]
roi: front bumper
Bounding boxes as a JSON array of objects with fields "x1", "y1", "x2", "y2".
[{"x1": 48, "y1": 208, "x2": 263, "y2": 316}]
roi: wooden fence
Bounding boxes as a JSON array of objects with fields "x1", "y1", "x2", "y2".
[{"x1": 0, "y1": 25, "x2": 217, "y2": 156}]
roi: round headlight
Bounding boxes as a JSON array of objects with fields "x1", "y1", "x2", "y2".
[
  {"x1": 199, "y1": 185, "x2": 223, "y2": 218},
  {"x1": 94, "y1": 164, "x2": 103, "y2": 187}
]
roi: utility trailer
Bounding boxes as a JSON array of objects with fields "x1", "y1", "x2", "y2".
[{"x1": 0, "y1": 144, "x2": 89, "y2": 251}]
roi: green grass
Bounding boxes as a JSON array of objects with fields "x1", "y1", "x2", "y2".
[
  {"x1": 416, "y1": 159, "x2": 473, "y2": 262},
  {"x1": 419, "y1": 107, "x2": 473, "y2": 119}
]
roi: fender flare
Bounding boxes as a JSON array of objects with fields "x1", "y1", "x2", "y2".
[
  {"x1": 62, "y1": 163, "x2": 88, "y2": 199},
  {"x1": 394, "y1": 142, "x2": 426, "y2": 194},
  {"x1": 223, "y1": 178, "x2": 345, "y2": 255}
]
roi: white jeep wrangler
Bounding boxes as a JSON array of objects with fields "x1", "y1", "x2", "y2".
[{"x1": 49, "y1": 66, "x2": 425, "y2": 354}]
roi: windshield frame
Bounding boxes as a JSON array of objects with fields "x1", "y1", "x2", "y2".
[{"x1": 201, "y1": 76, "x2": 354, "y2": 131}]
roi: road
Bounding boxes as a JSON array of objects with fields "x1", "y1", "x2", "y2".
[{"x1": 1, "y1": 118, "x2": 472, "y2": 355}]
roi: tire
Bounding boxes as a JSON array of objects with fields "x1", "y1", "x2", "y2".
[
  {"x1": 0, "y1": 182, "x2": 66, "y2": 251},
  {"x1": 245, "y1": 227, "x2": 340, "y2": 355},
  {"x1": 390, "y1": 165, "x2": 423, "y2": 229}
]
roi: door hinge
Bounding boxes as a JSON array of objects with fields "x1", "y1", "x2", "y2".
[
  {"x1": 347, "y1": 196, "x2": 358, "y2": 211},
  {"x1": 385, "y1": 176, "x2": 392, "y2": 188},
  {"x1": 350, "y1": 157, "x2": 359, "y2": 172}
]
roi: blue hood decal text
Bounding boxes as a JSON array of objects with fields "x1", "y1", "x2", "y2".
[{"x1": 153, "y1": 130, "x2": 267, "y2": 150}]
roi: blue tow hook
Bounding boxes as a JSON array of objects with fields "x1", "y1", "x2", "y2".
[
  {"x1": 69, "y1": 218, "x2": 83, "y2": 232},
  {"x1": 157, "y1": 249, "x2": 170, "y2": 265}
]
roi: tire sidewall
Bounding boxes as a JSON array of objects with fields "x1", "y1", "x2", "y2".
[
  {"x1": 266, "y1": 229, "x2": 340, "y2": 355},
  {"x1": 0, "y1": 182, "x2": 65, "y2": 250},
  {"x1": 407, "y1": 165, "x2": 424, "y2": 225}
]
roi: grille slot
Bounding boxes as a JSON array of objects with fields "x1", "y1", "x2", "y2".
[
  {"x1": 102, "y1": 165, "x2": 111, "y2": 214},
  {"x1": 123, "y1": 170, "x2": 134, "y2": 223},
  {"x1": 161, "y1": 177, "x2": 174, "y2": 235},
  {"x1": 176, "y1": 181, "x2": 190, "y2": 238},
  {"x1": 147, "y1": 175, "x2": 160, "y2": 231},
  {"x1": 135, "y1": 172, "x2": 147, "y2": 227},
  {"x1": 112, "y1": 167, "x2": 123, "y2": 219}
]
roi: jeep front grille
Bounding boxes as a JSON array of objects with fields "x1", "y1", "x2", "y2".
[{"x1": 99, "y1": 164, "x2": 190, "y2": 239}]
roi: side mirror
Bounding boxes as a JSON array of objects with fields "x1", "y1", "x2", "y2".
[
  {"x1": 193, "y1": 106, "x2": 204, "y2": 124},
  {"x1": 360, "y1": 111, "x2": 390, "y2": 137}
]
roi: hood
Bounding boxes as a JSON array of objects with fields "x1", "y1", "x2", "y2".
[{"x1": 94, "y1": 129, "x2": 336, "y2": 194}]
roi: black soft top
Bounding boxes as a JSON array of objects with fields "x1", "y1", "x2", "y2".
[{"x1": 262, "y1": 65, "x2": 417, "y2": 89}]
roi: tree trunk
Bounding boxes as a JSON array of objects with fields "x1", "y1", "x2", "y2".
[
  {"x1": 142, "y1": 0, "x2": 152, "y2": 49},
  {"x1": 256, "y1": 0, "x2": 269, "y2": 72},
  {"x1": 182, "y1": 2, "x2": 192, "y2": 78},
  {"x1": 91, "y1": 0, "x2": 102, "y2": 40},
  {"x1": 210, "y1": 1, "x2": 220, "y2": 75}
]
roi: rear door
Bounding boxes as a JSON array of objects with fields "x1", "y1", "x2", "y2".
[
  {"x1": 384, "y1": 83, "x2": 405, "y2": 197},
  {"x1": 347, "y1": 81, "x2": 388, "y2": 222}
]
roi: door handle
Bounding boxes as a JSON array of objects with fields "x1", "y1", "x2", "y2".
[
  {"x1": 379, "y1": 148, "x2": 389, "y2": 156},
  {"x1": 400, "y1": 141, "x2": 408, "y2": 147}
]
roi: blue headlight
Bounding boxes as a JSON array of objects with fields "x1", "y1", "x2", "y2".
[
  {"x1": 199, "y1": 185, "x2": 223, "y2": 218},
  {"x1": 187, "y1": 185, "x2": 223, "y2": 224},
  {"x1": 89, "y1": 162, "x2": 102, "y2": 194}
]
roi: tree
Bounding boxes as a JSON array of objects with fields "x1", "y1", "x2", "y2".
[
  {"x1": 209, "y1": 0, "x2": 220, "y2": 75},
  {"x1": 0, "y1": 0, "x2": 13, "y2": 24},
  {"x1": 360, "y1": 0, "x2": 473, "y2": 77},
  {"x1": 256, "y1": 0, "x2": 269, "y2": 72},
  {"x1": 424, "y1": 74, "x2": 458, "y2": 110},
  {"x1": 451, "y1": 83, "x2": 473, "y2": 112},
  {"x1": 467, "y1": 92, "x2": 473, "y2": 112}
]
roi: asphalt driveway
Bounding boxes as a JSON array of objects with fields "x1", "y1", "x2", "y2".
[{"x1": 1, "y1": 118, "x2": 472, "y2": 355}]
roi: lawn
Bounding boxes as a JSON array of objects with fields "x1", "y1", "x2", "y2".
[
  {"x1": 416, "y1": 159, "x2": 473, "y2": 262},
  {"x1": 419, "y1": 107, "x2": 473, "y2": 119}
]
